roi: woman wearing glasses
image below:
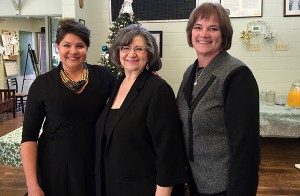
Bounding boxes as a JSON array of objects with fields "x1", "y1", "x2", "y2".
[{"x1": 95, "y1": 24, "x2": 186, "y2": 196}]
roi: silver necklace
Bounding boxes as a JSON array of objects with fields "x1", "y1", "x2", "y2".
[{"x1": 194, "y1": 66, "x2": 206, "y2": 86}]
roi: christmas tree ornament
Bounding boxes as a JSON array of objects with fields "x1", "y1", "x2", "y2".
[
  {"x1": 102, "y1": 45, "x2": 108, "y2": 52},
  {"x1": 119, "y1": 0, "x2": 134, "y2": 20},
  {"x1": 240, "y1": 29, "x2": 251, "y2": 43}
]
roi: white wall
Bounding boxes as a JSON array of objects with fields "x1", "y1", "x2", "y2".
[
  {"x1": 83, "y1": 1, "x2": 111, "y2": 66},
  {"x1": 84, "y1": 0, "x2": 300, "y2": 97},
  {"x1": 62, "y1": 0, "x2": 84, "y2": 19},
  {"x1": 0, "y1": 0, "x2": 62, "y2": 16}
]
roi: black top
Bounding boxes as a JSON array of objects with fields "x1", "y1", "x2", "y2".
[
  {"x1": 104, "y1": 109, "x2": 119, "y2": 136},
  {"x1": 95, "y1": 70, "x2": 186, "y2": 196},
  {"x1": 22, "y1": 64, "x2": 116, "y2": 196}
]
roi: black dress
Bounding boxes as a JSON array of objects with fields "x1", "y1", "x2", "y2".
[{"x1": 22, "y1": 64, "x2": 116, "y2": 196}]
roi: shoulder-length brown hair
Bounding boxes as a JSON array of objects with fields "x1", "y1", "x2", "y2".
[
  {"x1": 186, "y1": 3, "x2": 233, "y2": 51},
  {"x1": 109, "y1": 24, "x2": 162, "y2": 72}
]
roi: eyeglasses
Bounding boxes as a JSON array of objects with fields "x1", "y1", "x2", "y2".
[{"x1": 119, "y1": 46, "x2": 147, "y2": 54}]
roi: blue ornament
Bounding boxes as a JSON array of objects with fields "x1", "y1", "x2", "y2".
[{"x1": 102, "y1": 45, "x2": 108, "y2": 52}]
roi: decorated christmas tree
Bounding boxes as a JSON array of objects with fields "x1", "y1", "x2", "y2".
[{"x1": 99, "y1": 0, "x2": 139, "y2": 77}]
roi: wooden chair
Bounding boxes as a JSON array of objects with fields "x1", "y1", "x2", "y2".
[{"x1": 6, "y1": 78, "x2": 28, "y2": 113}]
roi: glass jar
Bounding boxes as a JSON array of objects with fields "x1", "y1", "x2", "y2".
[
  {"x1": 287, "y1": 80, "x2": 300, "y2": 107},
  {"x1": 266, "y1": 91, "x2": 275, "y2": 105}
]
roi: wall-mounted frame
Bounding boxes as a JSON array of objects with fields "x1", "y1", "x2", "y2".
[
  {"x1": 221, "y1": 0, "x2": 262, "y2": 18},
  {"x1": 284, "y1": 0, "x2": 300, "y2": 17},
  {"x1": 79, "y1": 19, "x2": 85, "y2": 26},
  {"x1": 197, "y1": 0, "x2": 220, "y2": 5},
  {"x1": 110, "y1": 0, "x2": 195, "y2": 22},
  {"x1": 149, "y1": 31, "x2": 162, "y2": 58}
]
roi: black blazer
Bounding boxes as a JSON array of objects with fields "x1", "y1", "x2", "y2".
[{"x1": 95, "y1": 70, "x2": 186, "y2": 196}]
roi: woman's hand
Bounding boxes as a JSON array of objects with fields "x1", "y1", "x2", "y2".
[{"x1": 155, "y1": 185, "x2": 172, "y2": 196}]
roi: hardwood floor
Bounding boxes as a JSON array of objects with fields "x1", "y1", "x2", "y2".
[
  {"x1": 257, "y1": 137, "x2": 300, "y2": 195},
  {"x1": 0, "y1": 111, "x2": 300, "y2": 195}
]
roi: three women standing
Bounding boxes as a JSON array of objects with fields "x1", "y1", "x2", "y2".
[{"x1": 22, "y1": 3, "x2": 260, "y2": 195}]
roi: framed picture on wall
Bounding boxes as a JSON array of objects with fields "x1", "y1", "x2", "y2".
[
  {"x1": 149, "y1": 31, "x2": 162, "y2": 58},
  {"x1": 284, "y1": 0, "x2": 300, "y2": 16},
  {"x1": 197, "y1": 0, "x2": 221, "y2": 5},
  {"x1": 221, "y1": 0, "x2": 262, "y2": 17},
  {"x1": 79, "y1": 19, "x2": 85, "y2": 26},
  {"x1": 110, "y1": 0, "x2": 195, "y2": 22}
]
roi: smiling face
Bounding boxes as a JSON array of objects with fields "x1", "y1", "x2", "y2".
[
  {"x1": 56, "y1": 33, "x2": 88, "y2": 72},
  {"x1": 119, "y1": 36, "x2": 148, "y2": 75},
  {"x1": 191, "y1": 15, "x2": 222, "y2": 59}
]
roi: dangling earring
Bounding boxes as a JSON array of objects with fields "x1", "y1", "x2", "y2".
[{"x1": 146, "y1": 64, "x2": 149, "y2": 70}]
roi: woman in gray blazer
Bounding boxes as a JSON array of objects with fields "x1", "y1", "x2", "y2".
[{"x1": 176, "y1": 3, "x2": 260, "y2": 196}]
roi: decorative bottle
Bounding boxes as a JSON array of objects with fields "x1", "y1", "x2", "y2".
[{"x1": 287, "y1": 80, "x2": 300, "y2": 107}]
